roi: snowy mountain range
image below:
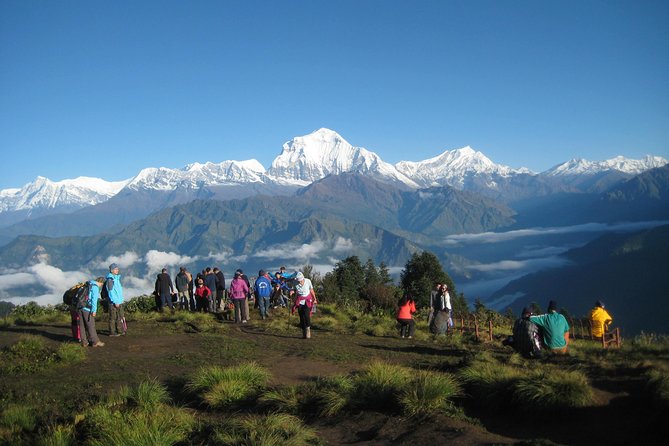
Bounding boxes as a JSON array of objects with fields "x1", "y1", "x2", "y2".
[{"x1": 0, "y1": 128, "x2": 666, "y2": 220}]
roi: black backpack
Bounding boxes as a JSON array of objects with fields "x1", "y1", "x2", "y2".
[{"x1": 66, "y1": 282, "x2": 91, "y2": 310}]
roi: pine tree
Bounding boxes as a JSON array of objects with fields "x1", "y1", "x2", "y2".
[{"x1": 400, "y1": 251, "x2": 456, "y2": 309}]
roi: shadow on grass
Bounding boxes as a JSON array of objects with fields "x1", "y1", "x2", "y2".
[
  {"x1": 0, "y1": 326, "x2": 73, "y2": 343},
  {"x1": 360, "y1": 343, "x2": 469, "y2": 358}
]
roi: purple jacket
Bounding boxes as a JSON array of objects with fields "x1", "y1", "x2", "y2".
[{"x1": 229, "y1": 277, "x2": 249, "y2": 300}]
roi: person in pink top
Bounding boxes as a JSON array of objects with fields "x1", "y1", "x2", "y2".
[
  {"x1": 396, "y1": 293, "x2": 417, "y2": 339},
  {"x1": 229, "y1": 270, "x2": 250, "y2": 323}
]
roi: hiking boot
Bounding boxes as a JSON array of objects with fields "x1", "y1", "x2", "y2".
[
  {"x1": 92, "y1": 341, "x2": 105, "y2": 347},
  {"x1": 109, "y1": 333, "x2": 121, "y2": 337},
  {"x1": 80, "y1": 342, "x2": 89, "y2": 347}
]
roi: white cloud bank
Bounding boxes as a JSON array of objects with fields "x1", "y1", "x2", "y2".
[{"x1": 444, "y1": 220, "x2": 669, "y2": 246}]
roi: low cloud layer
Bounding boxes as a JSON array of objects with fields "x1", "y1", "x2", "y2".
[{"x1": 444, "y1": 220, "x2": 669, "y2": 246}]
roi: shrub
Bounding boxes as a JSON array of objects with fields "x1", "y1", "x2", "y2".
[
  {"x1": 260, "y1": 386, "x2": 302, "y2": 415},
  {"x1": 123, "y1": 295, "x2": 158, "y2": 313},
  {"x1": 213, "y1": 413, "x2": 320, "y2": 446}
]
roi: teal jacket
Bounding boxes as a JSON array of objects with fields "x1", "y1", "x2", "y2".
[
  {"x1": 529, "y1": 311, "x2": 570, "y2": 349},
  {"x1": 106, "y1": 272, "x2": 124, "y2": 305},
  {"x1": 83, "y1": 281, "x2": 100, "y2": 314}
]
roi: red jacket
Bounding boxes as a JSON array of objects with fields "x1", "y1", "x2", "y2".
[{"x1": 397, "y1": 300, "x2": 416, "y2": 320}]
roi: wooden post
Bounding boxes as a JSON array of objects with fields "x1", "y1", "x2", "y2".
[{"x1": 488, "y1": 320, "x2": 493, "y2": 342}]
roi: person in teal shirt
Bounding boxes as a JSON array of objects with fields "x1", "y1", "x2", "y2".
[{"x1": 529, "y1": 300, "x2": 570, "y2": 353}]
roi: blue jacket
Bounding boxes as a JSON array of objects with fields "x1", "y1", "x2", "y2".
[
  {"x1": 254, "y1": 275, "x2": 272, "y2": 298},
  {"x1": 106, "y1": 272, "x2": 124, "y2": 305},
  {"x1": 83, "y1": 280, "x2": 100, "y2": 314}
]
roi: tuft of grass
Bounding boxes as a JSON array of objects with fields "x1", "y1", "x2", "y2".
[
  {"x1": 511, "y1": 369, "x2": 594, "y2": 411},
  {"x1": 645, "y1": 369, "x2": 669, "y2": 408},
  {"x1": 401, "y1": 370, "x2": 461, "y2": 418},
  {"x1": 459, "y1": 359, "x2": 522, "y2": 410},
  {"x1": 55, "y1": 342, "x2": 87, "y2": 364},
  {"x1": 352, "y1": 361, "x2": 411, "y2": 411},
  {"x1": 80, "y1": 380, "x2": 194, "y2": 446},
  {"x1": 37, "y1": 424, "x2": 75, "y2": 446},
  {"x1": 213, "y1": 413, "x2": 321, "y2": 446},
  {"x1": 187, "y1": 362, "x2": 271, "y2": 409},
  {"x1": 0, "y1": 404, "x2": 37, "y2": 431},
  {"x1": 260, "y1": 386, "x2": 302, "y2": 415},
  {"x1": 316, "y1": 375, "x2": 355, "y2": 417},
  {"x1": 86, "y1": 405, "x2": 194, "y2": 446}
]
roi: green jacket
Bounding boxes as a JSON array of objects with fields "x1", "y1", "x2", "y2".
[{"x1": 529, "y1": 311, "x2": 569, "y2": 349}]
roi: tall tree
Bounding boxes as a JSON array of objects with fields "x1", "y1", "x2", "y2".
[{"x1": 400, "y1": 251, "x2": 455, "y2": 308}]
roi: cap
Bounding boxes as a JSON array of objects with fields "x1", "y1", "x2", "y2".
[
  {"x1": 548, "y1": 300, "x2": 558, "y2": 312},
  {"x1": 259, "y1": 269, "x2": 266, "y2": 276},
  {"x1": 595, "y1": 300, "x2": 604, "y2": 308},
  {"x1": 109, "y1": 263, "x2": 119, "y2": 271},
  {"x1": 295, "y1": 272, "x2": 305, "y2": 281}
]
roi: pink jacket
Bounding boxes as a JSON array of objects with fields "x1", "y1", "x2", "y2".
[{"x1": 229, "y1": 277, "x2": 249, "y2": 300}]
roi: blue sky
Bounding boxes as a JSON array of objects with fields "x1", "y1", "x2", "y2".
[{"x1": 1, "y1": 0, "x2": 667, "y2": 189}]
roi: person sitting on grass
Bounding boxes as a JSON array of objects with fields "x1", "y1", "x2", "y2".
[
  {"x1": 589, "y1": 300, "x2": 613, "y2": 339},
  {"x1": 529, "y1": 300, "x2": 570, "y2": 354},
  {"x1": 396, "y1": 293, "x2": 417, "y2": 339},
  {"x1": 503, "y1": 307, "x2": 542, "y2": 358}
]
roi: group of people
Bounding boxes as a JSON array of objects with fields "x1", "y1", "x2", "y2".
[
  {"x1": 506, "y1": 299, "x2": 614, "y2": 358},
  {"x1": 395, "y1": 282, "x2": 453, "y2": 339},
  {"x1": 72, "y1": 263, "x2": 320, "y2": 343}
]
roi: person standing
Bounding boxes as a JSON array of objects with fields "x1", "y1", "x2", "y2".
[
  {"x1": 204, "y1": 267, "x2": 217, "y2": 313},
  {"x1": 175, "y1": 267, "x2": 190, "y2": 311},
  {"x1": 254, "y1": 270, "x2": 272, "y2": 320},
  {"x1": 530, "y1": 300, "x2": 570, "y2": 354},
  {"x1": 213, "y1": 267, "x2": 226, "y2": 313},
  {"x1": 396, "y1": 293, "x2": 417, "y2": 339},
  {"x1": 429, "y1": 284, "x2": 451, "y2": 334},
  {"x1": 106, "y1": 263, "x2": 126, "y2": 337},
  {"x1": 229, "y1": 271, "x2": 250, "y2": 323},
  {"x1": 156, "y1": 268, "x2": 175, "y2": 313},
  {"x1": 291, "y1": 272, "x2": 317, "y2": 339},
  {"x1": 194, "y1": 278, "x2": 212, "y2": 313},
  {"x1": 236, "y1": 269, "x2": 252, "y2": 321},
  {"x1": 77, "y1": 277, "x2": 105, "y2": 347},
  {"x1": 589, "y1": 300, "x2": 613, "y2": 339}
]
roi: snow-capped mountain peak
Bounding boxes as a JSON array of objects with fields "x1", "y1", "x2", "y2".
[
  {"x1": 395, "y1": 146, "x2": 531, "y2": 189},
  {"x1": 267, "y1": 128, "x2": 418, "y2": 187},
  {"x1": 0, "y1": 176, "x2": 129, "y2": 212},
  {"x1": 545, "y1": 155, "x2": 668, "y2": 176}
]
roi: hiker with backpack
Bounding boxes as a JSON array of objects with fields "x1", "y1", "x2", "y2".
[
  {"x1": 106, "y1": 263, "x2": 127, "y2": 337},
  {"x1": 75, "y1": 277, "x2": 106, "y2": 348},
  {"x1": 254, "y1": 270, "x2": 272, "y2": 320}
]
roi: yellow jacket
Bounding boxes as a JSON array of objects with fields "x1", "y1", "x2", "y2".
[{"x1": 590, "y1": 307, "x2": 613, "y2": 338}]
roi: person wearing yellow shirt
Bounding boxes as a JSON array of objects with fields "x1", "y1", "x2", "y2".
[{"x1": 590, "y1": 300, "x2": 613, "y2": 339}]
